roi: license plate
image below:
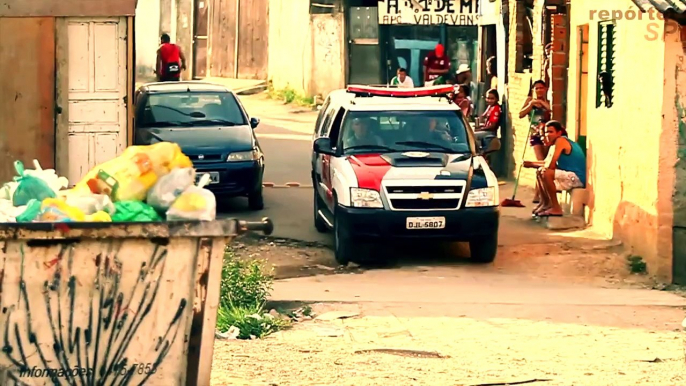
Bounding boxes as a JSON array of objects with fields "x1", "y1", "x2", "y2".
[
  {"x1": 406, "y1": 217, "x2": 445, "y2": 229},
  {"x1": 197, "y1": 172, "x2": 220, "y2": 184}
]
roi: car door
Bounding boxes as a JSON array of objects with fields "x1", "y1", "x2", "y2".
[
  {"x1": 322, "y1": 107, "x2": 347, "y2": 211},
  {"x1": 314, "y1": 107, "x2": 337, "y2": 202}
]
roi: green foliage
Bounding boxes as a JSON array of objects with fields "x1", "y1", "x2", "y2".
[
  {"x1": 627, "y1": 255, "x2": 647, "y2": 274},
  {"x1": 216, "y1": 248, "x2": 289, "y2": 339},
  {"x1": 267, "y1": 84, "x2": 314, "y2": 107}
]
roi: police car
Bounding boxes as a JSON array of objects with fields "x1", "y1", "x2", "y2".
[{"x1": 311, "y1": 85, "x2": 501, "y2": 265}]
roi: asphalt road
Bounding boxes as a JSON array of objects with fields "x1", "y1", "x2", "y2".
[{"x1": 217, "y1": 122, "x2": 333, "y2": 245}]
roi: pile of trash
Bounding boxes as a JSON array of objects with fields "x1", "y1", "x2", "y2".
[{"x1": 0, "y1": 142, "x2": 217, "y2": 223}]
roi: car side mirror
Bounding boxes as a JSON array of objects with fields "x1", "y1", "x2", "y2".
[
  {"x1": 250, "y1": 117, "x2": 260, "y2": 129},
  {"x1": 480, "y1": 137, "x2": 501, "y2": 155},
  {"x1": 313, "y1": 138, "x2": 335, "y2": 156}
]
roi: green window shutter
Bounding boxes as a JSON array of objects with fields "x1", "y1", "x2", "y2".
[{"x1": 596, "y1": 21, "x2": 615, "y2": 108}]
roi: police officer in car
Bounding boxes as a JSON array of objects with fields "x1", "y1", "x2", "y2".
[{"x1": 344, "y1": 118, "x2": 384, "y2": 149}]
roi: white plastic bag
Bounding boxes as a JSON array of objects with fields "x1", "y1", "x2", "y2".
[
  {"x1": 64, "y1": 194, "x2": 116, "y2": 215},
  {"x1": 25, "y1": 160, "x2": 69, "y2": 193},
  {"x1": 0, "y1": 199, "x2": 27, "y2": 222},
  {"x1": 146, "y1": 168, "x2": 196, "y2": 212},
  {"x1": 166, "y1": 173, "x2": 217, "y2": 221}
]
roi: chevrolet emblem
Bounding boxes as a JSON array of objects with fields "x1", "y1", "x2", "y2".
[{"x1": 418, "y1": 192, "x2": 433, "y2": 200}]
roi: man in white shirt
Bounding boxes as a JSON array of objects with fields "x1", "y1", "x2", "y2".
[{"x1": 390, "y1": 68, "x2": 414, "y2": 88}]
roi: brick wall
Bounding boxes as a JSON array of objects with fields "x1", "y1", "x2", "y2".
[{"x1": 550, "y1": 13, "x2": 568, "y2": 123}]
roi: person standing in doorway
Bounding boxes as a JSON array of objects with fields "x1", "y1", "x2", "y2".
[
  {"x1": 456, "y1": 64, "x2": 477, "y2": 103},
  {"x1": 156, "y1": 34, "x2": 187, "y2": 82},
  {"x1": 519, "y1": 79, "x2": 551, "y2": 204},
  {"x1": 486, "y1": 56, "x2": 498, "y2": 90},
  {"x1": 423, "y1": 43, "x2": 451, "y2": 86},
  {"x1": 390, "y1": 68, "x2": 414, "y2": 88}
]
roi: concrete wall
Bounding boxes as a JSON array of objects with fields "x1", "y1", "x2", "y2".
[
  {"x1": 664, "y1": 22, "x2": 686, "y2": 282},
  {"x1": 566, "y1": 1, "x2": 673, "y2": 281},
  {"x1": 135, "y1": 0, "x2": 162, "y2": 81},
  {"x1": 267, "y1": 0, "x2": 345, "y2": 98}
]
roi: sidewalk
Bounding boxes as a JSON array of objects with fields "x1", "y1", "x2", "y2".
[{"x1": 239, "y1": 93, "x2": 318, "y2": 134}]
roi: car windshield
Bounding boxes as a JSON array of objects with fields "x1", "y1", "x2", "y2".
[
  {"x1": 138, "y1": 92, "x2": 248, "y2": 128},
  {"x1": 341, "y1": 110, "x2": 471, "y2": 154}
]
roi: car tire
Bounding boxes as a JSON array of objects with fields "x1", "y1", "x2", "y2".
[
  {"x1": 469, "y1": 232, "x2": 498, "y2": 263},
  {"x1": 333, "y1": 205, "x2": 354, "y2": 266},
  {"x1": 313, "y1": 188, "x2": 329, "y2": 233},
  {"x1": 248, "y1": 186, "x2": 264, "y2": 210}
]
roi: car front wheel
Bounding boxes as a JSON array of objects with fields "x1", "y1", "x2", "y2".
[
  {"x1": 248, "y1": 185, "x2": 264, "y2": 210},
  {"x1": 469, "y1": 232, "x2": 498, "y2": 263}
]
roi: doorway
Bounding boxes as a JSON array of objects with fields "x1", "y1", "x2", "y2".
[
  {"x1": 193, "y1": 0, "x2": 209, "y2": 78},
  {"x1": 347, "y1": 4, "x2": 381, "y2": 84},
  {"x1": 576, "y1": 24, "x2": 589, "y2": 153}
]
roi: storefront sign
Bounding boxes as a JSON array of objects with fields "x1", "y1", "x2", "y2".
[{"x1": 378, "y1": 0, "x2": 480, "y2": 26}]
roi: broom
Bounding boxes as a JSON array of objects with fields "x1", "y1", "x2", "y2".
[{"x1": 500, "y1": 112, "x2": 535, "y2": 207}]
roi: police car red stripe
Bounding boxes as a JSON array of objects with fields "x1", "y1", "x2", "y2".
[{"x1": 347, "y1": 154, "x2": 392, "y2": 191}]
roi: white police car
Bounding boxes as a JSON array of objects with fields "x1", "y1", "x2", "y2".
[{"x1": 311, "y1": 85, "x2": 501, "y2": 265}]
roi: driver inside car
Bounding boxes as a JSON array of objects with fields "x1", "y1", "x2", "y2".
[
  {"x1": 344, "y1": 118, "x2": 384, "y2": 149},
  {"x1": 411, "y1": 117, "x2": 453, "y2": 144}
]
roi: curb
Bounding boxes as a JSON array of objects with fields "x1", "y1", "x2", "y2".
[{"x1": 263, "y1": 182, "x2": 312, "y2": 188}]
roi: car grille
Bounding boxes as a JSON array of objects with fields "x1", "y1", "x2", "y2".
[
  {"x1": 189, "y1": 153, "x2": 223, "y2": 162},
  {"x1": 383, "y1": 180, "x2": 466, "y2": 211}
]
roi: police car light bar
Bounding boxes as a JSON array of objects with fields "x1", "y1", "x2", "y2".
[{"x1": 346, "y1": 84, "x2": 455, "y2": 98}]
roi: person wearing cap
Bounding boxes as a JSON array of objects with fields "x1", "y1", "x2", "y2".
[
  {"x1": 423, "y1": 43, "x2": 451, "y2": 86},
  {"x1": 456, "y1": 64, "x2": 477, "y2": 103}
]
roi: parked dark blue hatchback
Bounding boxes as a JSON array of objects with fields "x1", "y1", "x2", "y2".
[{"x1": 134, "y1": 81, "x2": 265, "y2": 209}]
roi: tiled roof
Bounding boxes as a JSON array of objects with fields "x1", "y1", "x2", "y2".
[{"x1": 631, "y1": 0, "x2": 686, "y2": 13}]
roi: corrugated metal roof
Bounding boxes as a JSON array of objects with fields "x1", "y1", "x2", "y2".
[{"x1": 632, "y1": 0, "x2": 686, "y2": 13}]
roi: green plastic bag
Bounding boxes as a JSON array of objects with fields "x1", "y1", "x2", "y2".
[
  {"x1": 111, "y1": 201, "x2": 162, "y2": 222},
  {"x1": 15, "y1": 199, "x2": 42, "y2": 222},
  {"x1": 12, "y1": 161, "x2": 56, "y2": 206}
]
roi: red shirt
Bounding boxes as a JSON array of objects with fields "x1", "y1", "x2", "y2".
[
  {"x1": 159, "y1": 43, "x2": 181, "y2": 75},
  {"x1": 482, "y1": 104, "x2": 502, "y2": 130},
  {"x1": 423, "y1": 53, "x2": 451, "y2": 81}
]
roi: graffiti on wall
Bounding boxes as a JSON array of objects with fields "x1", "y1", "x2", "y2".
[{"x1": 1, "y1": 242, "x2": 188, "y2": 384}]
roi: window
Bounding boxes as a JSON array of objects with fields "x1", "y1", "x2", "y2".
[
  {"x1": 339, "y1": 110, "x2": 471, "y2": 155},
  {"x1": 138, "y1": 92, "x2": 247, "y2": 128},
  {"x1": 315, "y1": 98, "x2": 331, "y2": 135},
  {"x1": 310, "y1": 0, "x2": 341, "y2": 14},
  {"x1": 596, "y1": 21, "x2": 615, "y2": 108},
  {"x1": 515, "y1": 0, "x2": 534, "y2": 73},
  {"x1": 320, "y1": 107, "x2": 337, "y2": 137}
]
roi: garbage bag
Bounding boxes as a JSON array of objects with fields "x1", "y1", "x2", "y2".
[
  {"x1": 0, "y1": 199, "x2": 28, "y2": 222},
  {"x1": 63, "y1": 193, "x2": 116, "y2": 215},
  {"x1": 166, "y1": 173, "x2": 217, "y2": 221},
  {"x1": 24, "y1": 159, "x2": 69, "y2": 193},
  {"x1": 73, "y1": 142, "x2": 193, "y2": 202},
  {"x1": 111, "y1": 201, "x2": 162, "y2": 222},
  {"x1": 12, "y1": 161, "x2": 57, "y2": 206},
  {"x1": 146, "y1": 168, "x2": 196, "y2": 212},
  {"x1": 36, "y1": 198, "x2": 87, "y2": 222},
  {"x1": 15, "y1": 199, "x2": 41, "y2": 222}
]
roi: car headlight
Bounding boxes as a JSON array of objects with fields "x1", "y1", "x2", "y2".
[
  {"x1": 227, "y1": 149, "x2": 260, "y2": 162},
  {"x1": 465, "y1": 187, "x2": 497, "y2": 207},
  {"x1": 350, "y1": 188, "x2": 383, "y2": 208}
]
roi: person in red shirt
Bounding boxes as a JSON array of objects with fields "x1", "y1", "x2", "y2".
[
  {"x1": 474, "y1": 89, "x2": 502, "y2": 159},
  {"x1": 156, "y1": 34, "x2": 187, "y2": 82},
  {"x1": 423, "y1": 43, "x2": 451, "y2": 86}
]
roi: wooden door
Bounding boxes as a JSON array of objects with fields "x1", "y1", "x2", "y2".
[
  {"x1": 63, "y1": 18, "x2": 128, "y2": 184},
  {"x1": 193, "y1": 0, "x2": 209, "y2": 78},
  {"x1": 0, "y1": 18, "x2": 55, "y2": 182},
  {"x1": 576, "y1": 25, "x2": 589, "y2": 151}
]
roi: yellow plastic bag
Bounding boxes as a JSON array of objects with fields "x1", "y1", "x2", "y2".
[
  {"x1": 166, "y1": 174, "x2": 217, "y2": 221},
  {"x1": 36, "y1": 198, "x2": 111, "y2": 222},
  {"x1": 73, "y1": 142, "x2": 193, "y2": 202}
]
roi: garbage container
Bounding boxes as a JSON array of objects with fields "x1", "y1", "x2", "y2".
[{"x1": 0, "y1": 218, "x2": 273, "y2": 385}]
